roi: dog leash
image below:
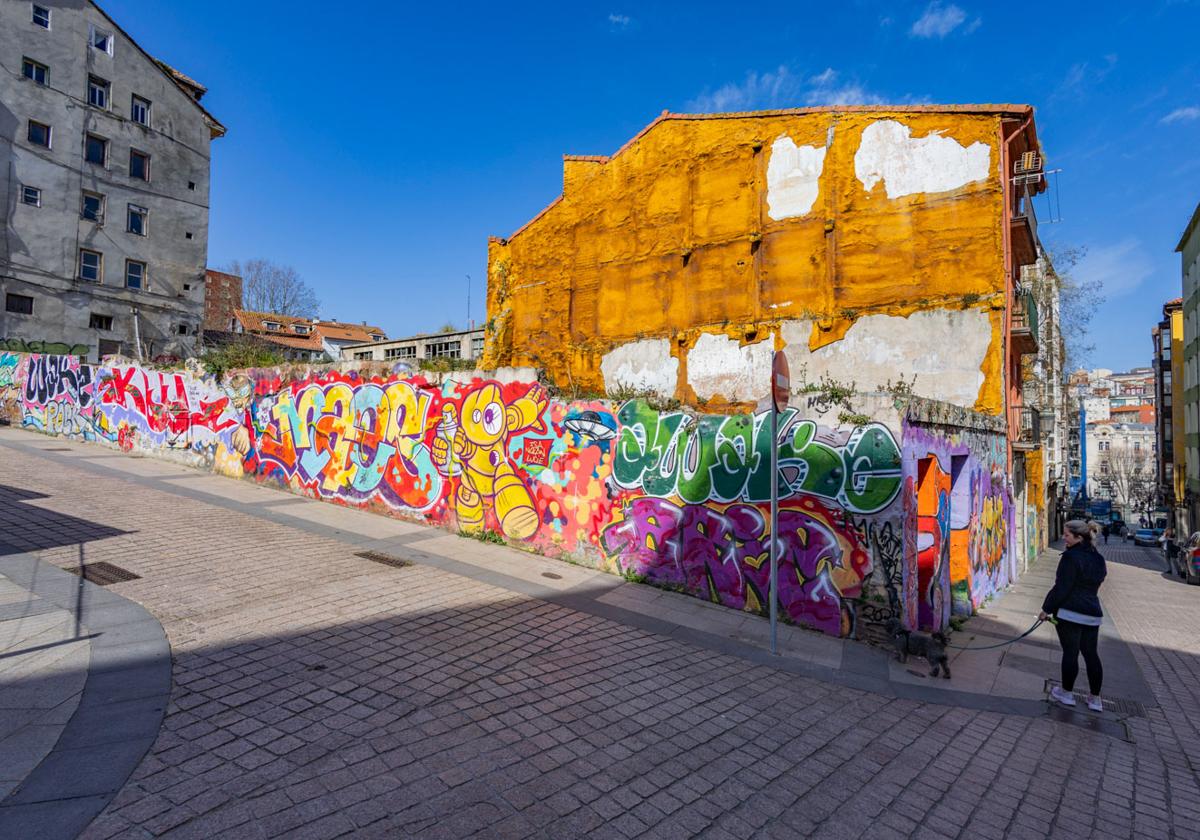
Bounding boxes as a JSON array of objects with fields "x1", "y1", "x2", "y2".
[{"x1": 944, "y1": 618, "x2": 1047, "y2": 651}]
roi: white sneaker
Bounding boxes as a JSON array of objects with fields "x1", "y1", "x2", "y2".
[
  {"x1": 1087, "y1": 695, "x2": 1103, "y2": 712},
  {"x1": 1050, "y1": 686, "x2": 1077, "y2": 707}
]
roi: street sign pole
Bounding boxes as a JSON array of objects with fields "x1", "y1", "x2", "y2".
[
  {"x1": 768, "y1": 351, "x2": 789, "y2": 656},
  {"x1": 769, "y1": 402, "x2": 778, "y2": 655}
]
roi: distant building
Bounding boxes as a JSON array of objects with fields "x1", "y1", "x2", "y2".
[
  {"x1": 232, "y1": 310, "x2": 386, "y2": 362},
  {"x1": 1154, "y1": 298, "x2": 1185, "y2": 531},
  {"x1": 0, "y1": 0, "x2": 224, "y2": 362},
  {"x1": 344, "y1": 327, "x2": 484, "y2": 364},
  {"x1": 203, "y1": 269, "x2": 242, "y2": 332},
  {"x1": 1086, "y1": 420, "x2": 1156, "y2": 516}
]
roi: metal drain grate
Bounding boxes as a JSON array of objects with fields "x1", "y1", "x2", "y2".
[
  {"x1": 1044, "y1": 680, "x2": 1147, "y2": 717},
  {"x1": 67, "y1": 562, "x2": 141, "y2": 586},
  {"x1": 354, "y1": 551, "x2": 413, "y2": 569}
]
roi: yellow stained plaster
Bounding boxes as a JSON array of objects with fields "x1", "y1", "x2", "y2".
[{"x1": 485, "y1": 110, "x2": 1014, "y2": 413}]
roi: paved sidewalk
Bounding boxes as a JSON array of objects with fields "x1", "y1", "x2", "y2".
[{"x1": 1, "y1": 426, "x2": 1198, "y2": 839}]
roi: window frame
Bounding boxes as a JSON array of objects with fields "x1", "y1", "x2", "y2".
[
  {"x1": 126, "y1": 204, "x2": 148, "y2": 236},
  {"x1": 124, "y1": 259, "x2": 146, "y2": 290},
  {"x1": 174, "y1": 323, "x2": 190, "y2": 336},
  {"x1": 78, "y1": 249, "x2": 103, "y2": 283},
  {"x1": 87, "y1": 74, "x2": 110, "y2": 110},
  {"x1": 21, "y1": 57, "x2": 48, "y2": 85},
  {"x1": 89, "y1": 25, "x2": 114, "y2": 55},
  {"x1": 81, "y1": 191, "x2": 105, "y2": 224},
  {"x1": 21, "y1": 186, "x2": 42, "y2": 207},
  {"x1": 129, "y1": 148, "x2": 150, "y2": 182},
  {"x1": 32, "y1": 5, "x2": 50, "y2": 28},
  {"x1": 89, "y1": 313, "x2": 113, "y2": 331},
  {"x1": 27, "y1": 119, "x2": 51, "y2": 149},
  {"x1": 130, "y1": 95, "x2": 151, "y2": 127},
  {"x1": 5, "y1": 293, "x2": 35, "y2": 315},
  {"x1": 424, "y1": 340, "x2": 461, "y2": 359},
  {"x1": 84, "y1": 133, "x2": 108, "y2": 166},
  {"x1": 263, "y1": 321, "x2": 281, "y2": 331}
]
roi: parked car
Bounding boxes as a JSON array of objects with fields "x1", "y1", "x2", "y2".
[{"x1": 1133, "y1": 528, "x2": 1159, "y2": 547}]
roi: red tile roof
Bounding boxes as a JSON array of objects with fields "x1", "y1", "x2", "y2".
[{"x1": 233, "y1": 310, "x2": 386, "y2": 352}]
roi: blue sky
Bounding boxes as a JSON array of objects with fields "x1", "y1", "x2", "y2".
[{"x1": 106, "y1": 0, "x2": 1200, "y2": 370}]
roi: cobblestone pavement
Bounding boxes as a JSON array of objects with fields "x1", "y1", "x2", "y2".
[{"x1": 2, "y1": 441, "x2": 1199, "y2": 839}]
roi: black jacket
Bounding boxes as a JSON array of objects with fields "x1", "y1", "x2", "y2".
[{"x1": 1042, "y1": 543, "x2": 1106, "y2": 618}]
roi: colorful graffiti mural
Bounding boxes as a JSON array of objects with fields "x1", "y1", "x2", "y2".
[
  {"x1": 4, "y1": 353, "x2": 1015, "y2": 639},
  {"x1": 902, "y1": 422, "x2": 1013, "y2": 631}
]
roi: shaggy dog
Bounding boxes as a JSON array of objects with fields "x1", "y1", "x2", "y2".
[{"x1": 884, "y1": 618, "x2": 951, "y2": 679}]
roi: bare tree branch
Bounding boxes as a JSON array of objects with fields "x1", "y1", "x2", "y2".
[
  {"x1": 226, "y1": 259, "x2": 320, "y2": 318},
  {"x1": 1099, "y1": 443, "x2": 1154, "y2": 514}
]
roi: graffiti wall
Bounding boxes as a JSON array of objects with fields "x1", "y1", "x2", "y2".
[
  {"x1": 901, "y1": 420, "x2": 1014, "y2": 631},
  {"x1": 5, "y1": 353, "x2": 1020, "y2": 638}
]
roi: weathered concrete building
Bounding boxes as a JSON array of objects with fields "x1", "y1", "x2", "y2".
[
  {"x1": 1180, "y1": 200, "x2": 1200, "y2": 530},
  {"x1": 343, "y1": 327, "x2": 485, "y2": 364},
  {"x1": 0, "y1": 0, "x2": 224, "y2": 362}
]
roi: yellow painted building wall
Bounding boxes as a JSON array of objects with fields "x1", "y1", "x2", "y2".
[{"x1": 486, "y1": 108, "x2": 1022, "y2": 413}]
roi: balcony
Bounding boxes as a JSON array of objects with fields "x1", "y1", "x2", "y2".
[
  {"x1": 1011, "y1": 290, "x2": 1039, "y2": 356},
  {"x1": 1010, "y1": 182, "x2": 1040, "y2": 268},
  {"x1": 1010, "y1": 405, "x2": 1042, "y2": 451}
]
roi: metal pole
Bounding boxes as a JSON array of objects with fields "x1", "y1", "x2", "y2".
[{"x1": 769, "y1": 403, "x2": 779, "y2": 655}]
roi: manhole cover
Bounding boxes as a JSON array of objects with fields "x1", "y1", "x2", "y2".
[
  {"x1": 66, "y1": 562, "x2": 140, "y2": 586},
  {"x1": 354, "y1": 551, "x2": 413, "y2": 569},
  {"x1": 541, "y1": 572, "x2": 563, "y2": 580}
]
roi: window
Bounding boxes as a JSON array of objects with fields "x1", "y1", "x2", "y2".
[
  {"x1": 185, "y1": 232, "x2": 193, "y2": 240},
  {"x1": 27, "y1": 120, "x2": 51, "y2": 148},
  {"x1": 425, "y1": 340, "x2": 460, "y2": 359},
  {"x1": 385, "y1": 346, "x2": 417, "y2": 360},
  {"x1": 21, "y1": 186, "x2": 41, "y2": 207},
  {"x1": 78, "y1": 249, "x2": 102, "y2": 282},
  {"x1": 183, "y1": 283, "x2": 192, "y2": 291},
  {"x1": 471, "y1": 336, "x2": 485, "y2": 357},
  {"x1": 371, "y1": 334, "x2": 384, "y2": 342},
  {"x1": 89, "y1": 313, "x2": 113, "y2": 330},
  {"x1": 263, "y1": 321, "x2": 281, "y2": 331},
  {"x1": 187, "y1": 180, "x2": 196, "y2": 190},
  {"x1": 98, "y1": 338, "x2": 121, "y2": 357},
  {"x1": 131, "y1": 95, "x2": 151, "y2": 127},
  {"x1": 292, "y1": 325, "x2": 311, "y2": 334},
  {"x1": 5, "y1": 293, "x2": 34, "y2": 315},
  {"x1": 22, "y1": 58, "x2": 47, "y2": 85},
  {"x1": 127, "y1": 204, "x2": 147, "y2": 236},
  {"x1": 81, "y1": 191, "x2": 105, "y2": 223},
  {"x1": 174, "y1": 324, "x2": 189, "y2": 336},
  {"x1": 85, "y1": 133, "x2": 107, "y2": 165},
  {"x1": 129, "y1": 149, "x2": 150, "y2": 181},
  {"x1": 90, "y1": 26, "x2": 113, "y2": 55},
  {"x1": 354, "y1": 351, "x2": 373, "y2": 360},
  {"x1": 125, "y1": 260, "x2": 146, "y2": 290},
  {"x1": 88, "y1": 75, "x2": 110, "y2": 109},
  {"x1": 32, "y1": 5, "x2": 50, "y2": 28}
]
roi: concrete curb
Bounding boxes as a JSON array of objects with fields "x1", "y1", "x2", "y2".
[{"x1": 0, "y1": 550, "x2": 170, "y2": 840}]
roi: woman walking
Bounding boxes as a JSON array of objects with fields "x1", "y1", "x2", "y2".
[{"x1": 1039, "y1": 520, "x2": 1107, "y2": 712}]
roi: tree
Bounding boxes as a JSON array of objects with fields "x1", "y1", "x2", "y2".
[
  {"x1": 1044, "y1": 245, "x2": 1104, "y2": 372},
  {"x1": 1101, "y1": 443, "x2": 1154, "y2": 516},
  {"x1": 226, "y1": 259, "x2": 319, "y2": 318}
]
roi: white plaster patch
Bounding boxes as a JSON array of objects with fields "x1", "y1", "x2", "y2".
[
  {"x1": 766, "y1": 135, "x2": 826, "y2": 220},
  {"x1": 854, "y1": 120, "x2": 990, "y2": 199},
  {"x1": 780, "y1": 309, "x2": 993, "y2": 408},
  {"x1": 686, "y1": 333, "x2": 775, "y2": 403},
  {"x1": 600, "y1": 339, "x2": 678, "y2": 400}
]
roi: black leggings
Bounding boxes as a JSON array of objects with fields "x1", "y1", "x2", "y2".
[{"x1": 1055, "y1": 620, "x2": 1102, "y2": 694}]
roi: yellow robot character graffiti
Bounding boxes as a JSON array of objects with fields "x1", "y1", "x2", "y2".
[{"x1": 432, "y1": 382, "x2": 548, "y2": 540}]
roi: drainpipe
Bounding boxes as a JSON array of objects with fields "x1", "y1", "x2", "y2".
[{"x1": 131, "y1": 307, "x2": 143, "y2": 361}]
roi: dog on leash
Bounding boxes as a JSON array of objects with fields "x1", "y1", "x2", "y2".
[{"x1": 884, "y1": 618, "x2": 951, "y2": 679}]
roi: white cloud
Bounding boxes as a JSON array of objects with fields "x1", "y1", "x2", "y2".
[
  {"x1": 910, "y1": 2, "x2": 978, "y2": 38},
  {"x1": 1077, "y1": 238, "x2": 1154, "y2": 297},
  {"x1": 685, "y1": 67, "x2": 884, "y2": 113},
  {"x1": 608, "y1": 13, "x2": 631, "y2": 27},
  {"x1": 1053, "y1": 55, "x2": 1117, "y2": 101},
  {"x1": 1162, "y1": 106, "x2": 1200, "y2": 124}
]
